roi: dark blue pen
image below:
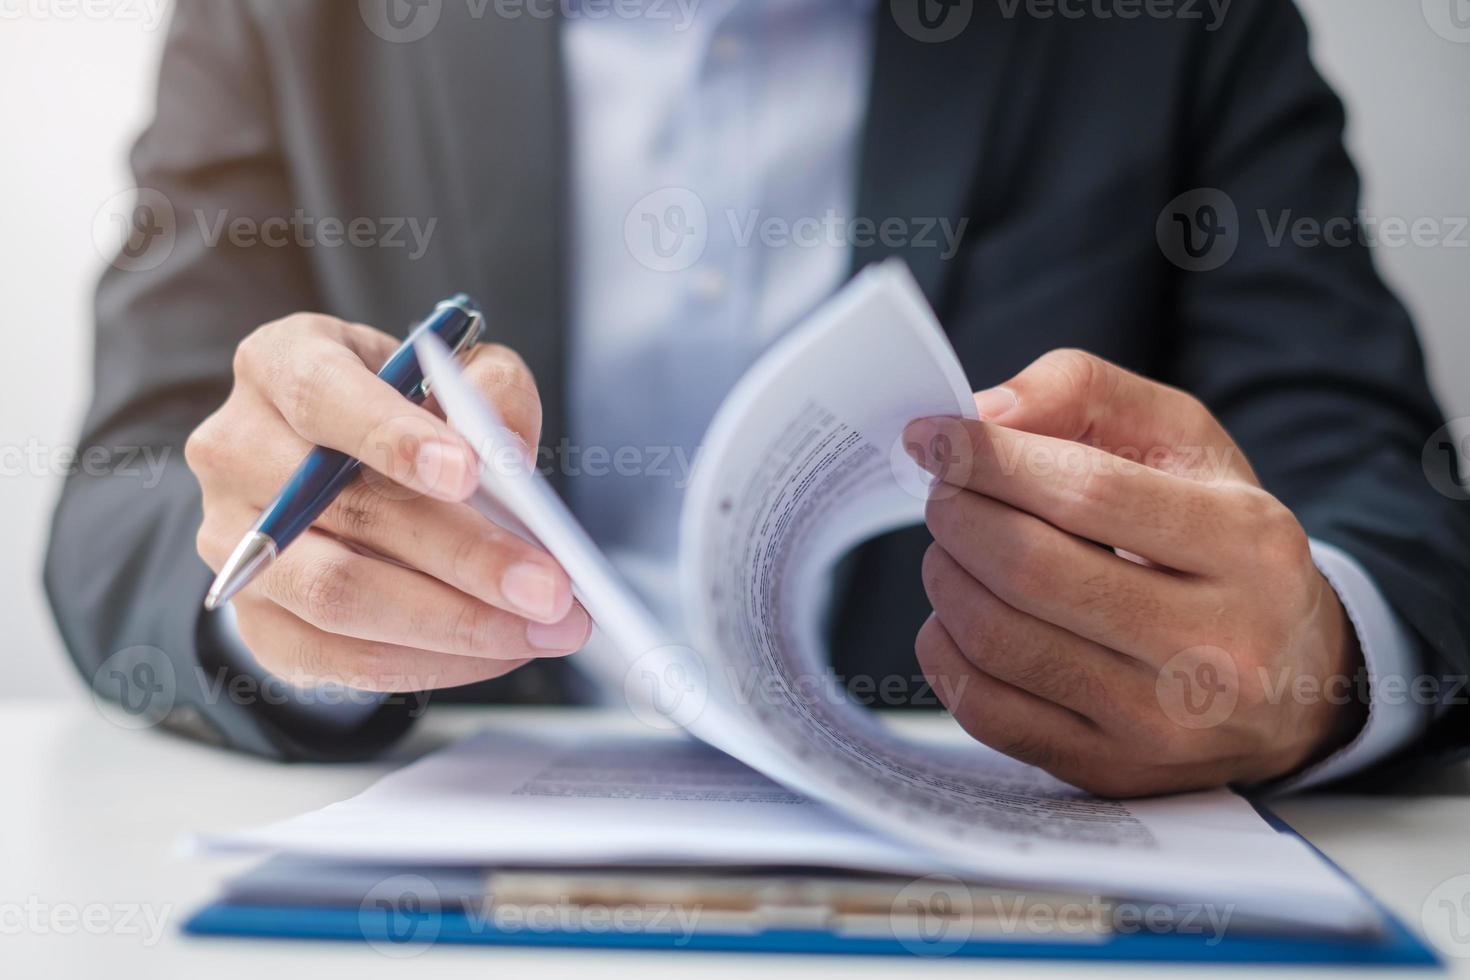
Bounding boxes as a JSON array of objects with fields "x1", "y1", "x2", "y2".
[{"x1": 203, "y1": 294, "x2": 484, "y2": 612}]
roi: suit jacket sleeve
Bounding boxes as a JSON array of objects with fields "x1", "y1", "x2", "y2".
[
  {"x1": 44, "y1": 0, "x2": 415, "y2": 760},
  {"x1": 1169, "y1": 0, "x2": 1470, "y2": 779}
]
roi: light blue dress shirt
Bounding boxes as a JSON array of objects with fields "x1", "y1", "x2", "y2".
[{"x1": 222, "y1": 0, "x2": 1431, "y2": 787}]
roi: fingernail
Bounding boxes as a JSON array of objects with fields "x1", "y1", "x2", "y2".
[
  {"x1": 502, "y1": 562, "x2": 564, "y2": 622},
  {"x1": 974, "y1": 386, "x2": 1017, "y2": 421},
  {"x1": 416, "y1": 440, "x2": 477, "y2": 500},
  {"x1": 526, "y1": 605, "x2": 591, "y2": 653}
]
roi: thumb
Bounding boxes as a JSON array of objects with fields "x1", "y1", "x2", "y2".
[{"x1": 974, "y1": 348, "x2": 1255, "y2": 484}]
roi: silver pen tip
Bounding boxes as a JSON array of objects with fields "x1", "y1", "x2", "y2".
[{"x1": 203, "y1": 532, "x2": 278, "y2": 612}]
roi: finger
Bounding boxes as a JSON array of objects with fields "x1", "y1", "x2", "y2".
[
  {"x1": 904, "y1": 417, "x2": 1247, "y2": 573},
  {"x1": 200, "y1": 519, "x2": 590, "y2": 658},
  {"x1": 234, "y1": 316, "x2": 479, "y2": 502},
  {"x1": 970, "y1": 349, "x2": 1255, "y2": 484},
  {"x1": 925, "y1": 490, "x2": 1202, "y2": 666},
  {"x1": 921, "y1": 543, "x2": 1150, "y2": 722},
  {"x1": 232, "y1": 595, "x2": 532, "y2": 692},
  {"x1": 915, "y1": 614, "x2": 1098, "y2": 779},
  {"x1": 218, "y1": 431, "x2": 573, "y2": 623},
  {"x1": 451, "y1": 343, "x2": 544, "y2": 451}
]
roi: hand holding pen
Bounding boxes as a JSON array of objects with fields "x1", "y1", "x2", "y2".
[{"x1": 187, "y1": 298, "x2": 591, "y2": 694}]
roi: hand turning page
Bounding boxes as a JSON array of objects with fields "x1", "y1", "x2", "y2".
[{"x1": 410, "y1": 259, "x2": 1375, "y2": 932}]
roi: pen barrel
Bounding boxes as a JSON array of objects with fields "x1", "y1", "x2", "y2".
[{"x1": 254, "y1": 446, "x2": 364, "y2": 548}]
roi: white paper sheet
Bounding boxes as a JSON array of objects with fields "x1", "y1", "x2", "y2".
[{"x1": 197, "y1": 261, "x2": 1380, "y2": 935}]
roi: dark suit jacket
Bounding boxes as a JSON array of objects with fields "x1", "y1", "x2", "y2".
[{"x1": 47, "y1": 0, "x2": 1470, "y2": 772}]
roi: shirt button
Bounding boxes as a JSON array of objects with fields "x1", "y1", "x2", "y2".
[{"x1": 692, "y1": 266, "x2": 729, "y2": 300}]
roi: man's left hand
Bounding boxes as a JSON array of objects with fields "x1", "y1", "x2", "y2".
[{"x1": 905, "y1": 349, "x2": 1366, "y2": 797}]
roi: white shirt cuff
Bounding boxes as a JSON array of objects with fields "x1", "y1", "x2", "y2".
[
  {"x1": 207, "y1": 602, "x2": 386, "y2": 730},
  {"x1": 1269, "y1": 539, "x2": 1433, "y2": 793}
]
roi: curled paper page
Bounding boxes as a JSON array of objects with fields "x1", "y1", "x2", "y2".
[{"x1": 410, "y1": 260, "x2": 1376, "y2": 933}]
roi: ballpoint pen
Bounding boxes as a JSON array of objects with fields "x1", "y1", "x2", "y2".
[{"x1": 202, "y1": 294, "x2": 485, "y2": 612}]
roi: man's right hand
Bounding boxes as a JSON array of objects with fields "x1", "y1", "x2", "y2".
[{"x1": 186, "y1": 313, "x2": 590, "y2": 694}]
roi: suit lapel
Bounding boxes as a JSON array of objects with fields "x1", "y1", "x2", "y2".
[
  {"x1": 853, "y1": 2, "x2": 1024, "y2": 310},
  {"x1": 418, "y1": 8, "x2": 569, "y2": 461}
]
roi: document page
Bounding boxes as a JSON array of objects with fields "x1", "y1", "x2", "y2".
[
  {"x1": 678, "y1": 261, "x2": 1374, "y2": 929},
  {"x1": 410, "y1": 262, "x2": 1376, "y2": 932}
]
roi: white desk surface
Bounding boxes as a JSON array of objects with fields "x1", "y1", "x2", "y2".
[{"x1": 4, "y1": 699, "x2": 1468, "y2": 978}]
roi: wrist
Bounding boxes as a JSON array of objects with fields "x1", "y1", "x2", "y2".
[{"x1": 1277, "y1": 578, "x2": 1369, "y2": 780}]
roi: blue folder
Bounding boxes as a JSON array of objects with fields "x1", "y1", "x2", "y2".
[{"x1": 183, "y1": 808, "x2": 1440, "y2": 966}]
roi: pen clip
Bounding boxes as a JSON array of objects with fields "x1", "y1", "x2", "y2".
[{"x1": 420, "y1": 306, "x2": 484, "y2": 400}]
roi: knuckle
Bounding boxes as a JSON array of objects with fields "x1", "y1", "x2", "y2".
[
  {"x1": 294, "y1": 556, "x2": 358, "y2": 627},
  {"x1": 1041, "y1": 348, "x2": 1104, "y2": 396},
  {"x1": 445, "y1": 602, "x2": 499, "y2": 654},
  {"x1": 450, "y1": 533, "x2": 499, "y2": 592},
  {"x1": 920, "y1": 542, "x2": 950, "y2": 602},
  {"x1": 466, "y1": 347, "x2": 542, "y2": 442},
  {"x1": 997, "y1": 542, "x2": 1047, "y2": 599},
  {"x1": 1237, "y1": 488, "x2": 1309, "y2": 567},
  {"x1": 183, "y1": 418, "x2": 225, "y2": 475},
  {"x1": 331, "y1": 482, "x2": 389, "y2": 539},
  {"x1": 284, "y1": 356, "x2": 344, "y2": 430},
  {"x1": 287, "y1": 632, "x2": 339, "y2": 683},
  {"x1": 994, "y1": 728, "x2": 1061, "y2": 771}
]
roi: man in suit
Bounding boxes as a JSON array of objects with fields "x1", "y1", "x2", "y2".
[{"x1": 47, "y1": 0, "x2": 1470, "y2": 794}]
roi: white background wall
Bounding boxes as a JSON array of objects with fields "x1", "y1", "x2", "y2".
[{"x1": 1, "y1": 0, "x2": 1466, "y2": 702}]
